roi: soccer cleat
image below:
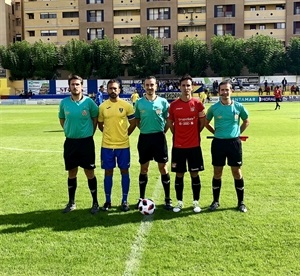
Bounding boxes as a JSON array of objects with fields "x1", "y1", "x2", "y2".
[
  {"x1": 90, "y1": 202, "x2": 99, "y2": 214},
  {"x1": 121, "y1": 201, "x2": 130, "y2": 212},
  {"x1": 101, "y1": 202, "x2": 111, "y2": 211},
  {"x1": 238, "y1": 202, "x2": 247, "y2": 213},
  {"x1": 209, "y1": 201, "x2": 220, "y2": 211},
  {"x1": 135, "y1": 198, "x2": 143, "y2": 210},
  {"x1": 164, "y1": 198, "x2": 173, "y2": 211},
  {"x1": 173, "y1": 201, "x2": 183, "y2": 213},
  {"x1": 63, "y1": 202, "x2": 76, "y2": 213},
  {"x1": 193, "y1": 200, "x2": 201, "y2": 213}
]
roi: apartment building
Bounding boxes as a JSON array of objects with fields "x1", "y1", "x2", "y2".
[{"x1": 12, "y1": 0, "x2": 300, "y2": 75}]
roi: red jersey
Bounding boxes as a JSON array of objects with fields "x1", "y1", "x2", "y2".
[
  {"x1": 274, "y1": 88, "x2": 282, "y2": 99},
  {"x1": 169, "y1": 97, "x2": 205, "y2": 148}
]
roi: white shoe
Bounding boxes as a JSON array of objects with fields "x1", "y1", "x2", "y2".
[
  {"x1": 173, "y1": 201, "x2": 183, "y2": 213},
  {"x1": 193, "y1": 200, "x2": 201, "y2": 213}
]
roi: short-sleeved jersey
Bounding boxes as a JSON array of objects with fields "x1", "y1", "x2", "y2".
[
  {"x1": 98, "y1": 99, "x2": 135, "y2": 149},
  {"x1": 169, "y1": 98, "x2": 205, "y2": 148},
  {"x1": 206, "y1": 100, "x2": 249, "y2": 139},
  {"x1": 135, "y1": 96, "x2": 169, "y2": 134},
  {"x1": 58, "y1": 96, "x2": 99, "y2": 139}
]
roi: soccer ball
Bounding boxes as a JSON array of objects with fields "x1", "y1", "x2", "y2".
[{"x1": 138, "y1": 198, "x2": 155, "y2": 215}]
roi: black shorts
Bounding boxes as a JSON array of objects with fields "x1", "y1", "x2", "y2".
[
  {"x1": 171, "y1": 146, "x2": 204, "y2": 173},
  {"x1": 211, "y1": 138, "x2": 242, "y2": 167},
  {"x1": 137, "y1": 132, "x2": 168, "y2": 164},
  {"x1": 64, "y1": 136, "x2": 96, "y2": 171}
]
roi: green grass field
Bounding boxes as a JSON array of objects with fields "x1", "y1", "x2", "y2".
[{"x1": 0, "y1": 102, "x2": 299, "y2": 275}]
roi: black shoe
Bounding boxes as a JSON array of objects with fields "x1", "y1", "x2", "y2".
[
  {"x1": 63, "y1": 202, "x2": 76, "y2": 213},
  {"x1": 101, "y1": 202, "x2": 111, "y2": 211},
  {"x1": 90, "y1": 202, "x2": 99, "y2": 214},
  {"x1": 135, "y1": 198, "x2": 143, "y2": 209},
  {"x1": 238, "y1": 202, "x2": 247, "y2": 213},
  {"x1": 209, "y1": 201, "x2": 220, "y2": 211},
  {"x1": 121, "y1": 201, "x2": 130, "y2": 212},
  {"x1": 164, "y1": 198, "x2": 173, "y2": 211}
]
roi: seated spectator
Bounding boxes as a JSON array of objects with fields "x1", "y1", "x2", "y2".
[
  {"x1": 295, "y1": 85, "x2": 299, "y2": 95},
  {"x1": 258, "y1": 87, "x2": 263, "y2": 95},
  {"x1": 291, "y1": 85, "x2": 296, "y2": 95}
]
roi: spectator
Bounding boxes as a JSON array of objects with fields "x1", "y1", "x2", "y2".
[{"x1": 281, "y1": 77, "x2": 287, "y2": 93}]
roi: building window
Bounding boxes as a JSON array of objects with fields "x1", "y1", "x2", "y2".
[
  {"x1": 86, "y1": 0, "x2": 103, "y2": 4},
  {"x1": 147, "y1": 26, "x2": 171, "y2": 38},
  {"x1": 16, "y1": 18, "x2": 21, "y2": 26},
  {"x1": 41, "y1": 30, "x2": 57, "y2": 36},
  {"x1": 250, "y1": 24, "x2": 256, "y2": 30},
  {"x1": 215, "y1": 24, "x2": 235, "y2": 36},
  {"x1": 259, "y1": 24, "x2": 266, "y2": 30},
  {"x1": 259, "y1": 6, "x2": 266, "y2": 11},
  {"x1": 294, "y1": 2, "x2": 300, "y2": 15},
  {"x1": 275, "y1": 5, "x2": 285, "y2": 10},
  {"x1": 147, "y1": 8, "x2": 170, "y2": 20},
  {"x1": 28, "y1": 31, "x2": 35, "y2": 37},
  {"x1": 15, "y1": 34, "x2": 22, "y2": 42},
  {"x1": 15, "y1": 3, "x2": 21, "y2": 10},
  {"x1": 250, "y1": 6, "x2": 256, "y2": 11},
  {"x1": 87, "y1": 10, "x2": 104, "y2": 22},
  {"x1": 40, "y1": 13, "x2": 57, "y2": 19},
  {"x1": 215, "y1": 5, "x2": 235, "y2": 17},
  {"x1": 63, "y1": 29, "x2": 79, "y2": 36},
  {"x1": 27, "y1": 13, "x2": 34, "y2": 19},
  {"x1": 62, "y1": 12, "x2": 79, "y2": 18},
  {"x1": 294, "y1": 21, "x2": 300, "y2": 34},
  {"x1": 275, "y1": 23, "x2": 285, "y2": 29},
  {"x1": 114, "y1": 28, "x2": 140, "y2": 34},
  {"x1": 87, "y1": 28, "x2": 104, "y2": 40}
]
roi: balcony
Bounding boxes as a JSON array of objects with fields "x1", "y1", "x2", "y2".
[
  {"x1": 178, "y1": 0, "x2": 205, "y2": 7},
  {"x1": 114, "y1": 34, "x2": 139, "y2": 46},
  {"x1": 114, "y1": 15, "x2": 140, "y2": 27},
  {"x1": 24, "y1": 18, "x2": 79, "y2": 28},
  {"x1": 244, "y1": 28, "x2": 285, "y2": 40},
  {"x1": 244, "y1": 0, "x2": 285, "y2": 4},
  {"x1": 113, "y1": 0, "x2": 140, "y2": 10},
  {"x1": 244, "y1": 9, "x2": 285, "y2": 24},
  {"x1": 178, "y1": 31, "x2": 206, "y2": 41},
  {"x1": 178, "y1": 13, "x2": 206, "y2": 26}
]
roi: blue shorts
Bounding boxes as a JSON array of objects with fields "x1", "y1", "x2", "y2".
[{"x1": 101, "y1": 148, "x2": 130, "y2": 170}]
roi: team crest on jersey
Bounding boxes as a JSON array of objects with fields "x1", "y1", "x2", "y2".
[
  {"x1": 156, "y1": 109, "x2": 162, "y2": 115},
  {"x1": 82, "y1": 110, "x2": 87, "y2": 116},
  {"x1": 119, "y1": 108, "x2": 124, "y2": 113},
  {"x1": 190, "y1": 106, "x2": 195, "y2": 112}
]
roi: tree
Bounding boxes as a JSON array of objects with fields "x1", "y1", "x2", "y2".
[
  {"x1": 128, "y1": 35, "x2": 166, "y2": 78},
  {"x1": 0, "y1": 41, "x2": 34, "y2": 80},
  {"x1": 172, "y1": 37, "x2": 208, "y2": 77},
  {"x1": 244, "y1": 35, "x2": 285, "y2": 76},
  {"x1": 31, "y1": 40, "x2": 60, "y2": 79},
  {"x1": 60, "y1": 39, "x2": 93, "y2": 79},
  {"x1": 91, "y1": 37, "x2": 123, "y2": 78},
  {"x1": 209, "y1": 35, "x2": 245, "y2": 77},
  {"x1": 285, "y1": 37, "x2": 300, "y2": 75}
]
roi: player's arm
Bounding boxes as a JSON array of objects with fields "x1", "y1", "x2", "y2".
[
  {"x1": 92, "y1": 117, "x2": 98, "y2": 134},
  {"x1": 128, "y1": 118, "x2": 136, "y2": 136},
  {"x1": 240, "y1": 118, "x2": 250, "y2": 134},
  {"x1": 167, "y1": 118, "x2": 174, "y2": 134},
  {"x1": 135, "y1": 118, "x2": 141, "y2": 129},
  {"x1": 98, "y1": 121, "x2": 104, "y2": 132},
  {"x1": 59, "y1": 118, "x2": 65, "y2": 129},
  {"x1": 163, "y1": 119, "x2": 169, "y2": 134},
  {"x1": 199, "y1": 116, "x2": 205, "y2": 133},
  {"x1": 205, "y1": 118, "x2": 215, "y2": 134}
]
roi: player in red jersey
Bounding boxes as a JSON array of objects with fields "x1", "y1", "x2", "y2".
[
  {"x1": 167, "y1": 74, "x2": 206, "y2": 213},
  {"x1": 274, "y1": 85, "x2": 282, "y2": 110}
]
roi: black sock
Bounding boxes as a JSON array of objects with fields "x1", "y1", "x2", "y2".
[
  {"x1": 235, "y1": 178, "x2": 244, "y2": 204},
  {"x1": 212, "y1": 178, "x2": 221, "y2": 203},
  {"x1": 88, "y1": 176, "x2": 98, "y2": 205},
  {"x1": 139, "y1": 174, "x2": 148, "y2": 198},
  {"x1": 161, "y1": 173, "x2": 171, "y2": 200},
  {"x1": 191, "y1": 175, "x2": 201, "y2": 201},
  {"x1": 175, "y1": 176, "x2": 184, "y2": 201},
  {"x1": 68, "y1": 177, "x2": 77, "y2": 204}
]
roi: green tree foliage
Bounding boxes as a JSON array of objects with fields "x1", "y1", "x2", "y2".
[
  {"x1": 172, "y1": 37, "x2": 208, "y2": 77},
  {"x1": 60, "y1": 39, "x2": 93, "y2": 79},
  {"x1": 31, "y1": 41, "x2": 59, "y2": 79},
  {"x1": 91, "y1": 37, "x2": 123, "y2": 78},
  {"x1": 244, "y1": 35, "x2": 285, "y2": 76},
  {"x1": 128, "y1": 35, "x2": 166, "y2": 78},
  {"x1": 285, "y1": 37, "x2": 300, "y2": 75},
  {"x1": 0, "y1": 41, "x2": 34, "y2": 80},
  {"x1": 209, "y1": 35, "x2": 245, "y2": 77}
]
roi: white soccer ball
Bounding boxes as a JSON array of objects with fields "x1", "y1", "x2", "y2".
[{"x1": 138, "y1": 198, "x2": 155, "y2": 215}]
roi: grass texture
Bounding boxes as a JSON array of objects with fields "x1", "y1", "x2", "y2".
[{"x1": 0, "y1": 102, "x2": 299, "y2": 275}]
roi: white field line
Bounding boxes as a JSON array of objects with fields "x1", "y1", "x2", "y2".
[
  {"x1": 0, "y1": 146, "x2": 62, "y2": 153},
  {"x1": 123, "y1": 177, "x2": 162, "y2": 276}
]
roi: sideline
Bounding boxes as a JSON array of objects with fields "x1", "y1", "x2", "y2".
[
  {"x1": 123, "y1": 178, "x2": 162, "y2": 276},
  {"x1": 0, "y1": 146, "x2": 62, "y2": 153}
]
